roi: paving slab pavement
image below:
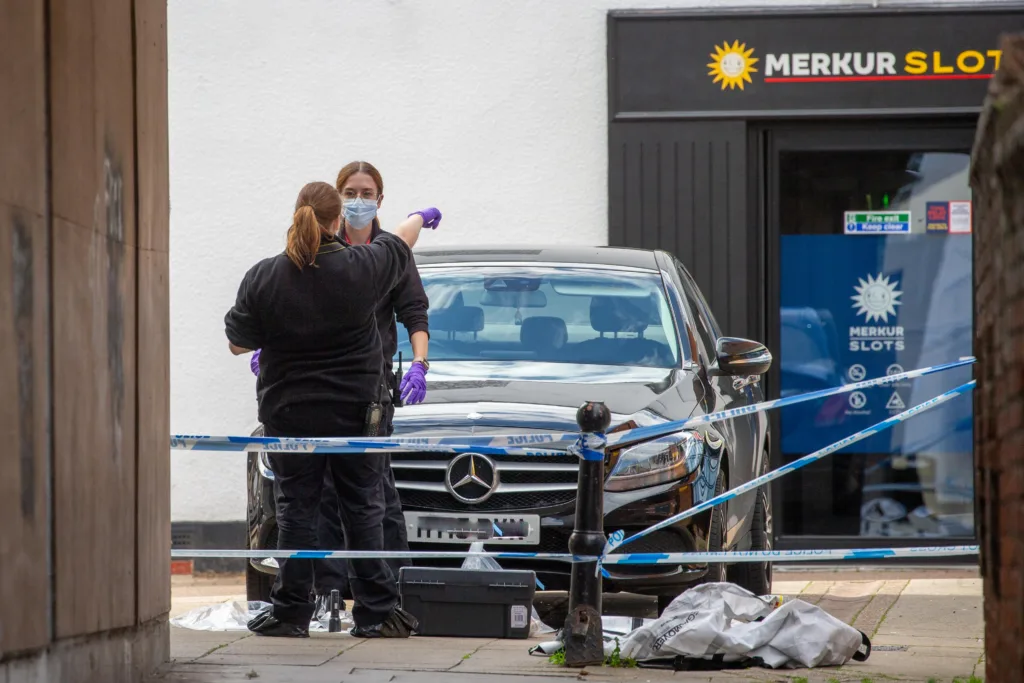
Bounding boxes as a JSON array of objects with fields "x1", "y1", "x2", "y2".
[{"x1": 157, "y1": 572, "x2": 985, "y2": 682}]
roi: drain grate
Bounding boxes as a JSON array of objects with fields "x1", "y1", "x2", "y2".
[{"x1": 872, "y1": 645, "x2": 909, "y2": 652}]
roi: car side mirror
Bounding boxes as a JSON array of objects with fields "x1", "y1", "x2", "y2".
[{"x1": 711, "y1": 337, "x2": 773, "y2": 377}]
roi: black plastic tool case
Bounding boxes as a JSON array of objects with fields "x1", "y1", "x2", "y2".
[{"x1": 399, "y1": 567, "x2": 537, "y2": 639}]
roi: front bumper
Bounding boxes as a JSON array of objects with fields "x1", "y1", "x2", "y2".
[
  {"x1": 248, "y1": 477, "x2": 714, "y2": 592},
  {"x1": 248, "y1": 440, "x2": 720, "y2": 596},
  {"x1": 401, "y1": 478, "x2": 714, "y2": 595}
]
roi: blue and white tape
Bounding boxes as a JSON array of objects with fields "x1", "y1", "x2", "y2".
[
  {"x1": 608, "y1": 380, "x2": 977, "y2": 553},
  {"x1": 170, "y1": 368, "x2": 978, "y2": 570},
  {"x1": 603, "y1": 357, "x2": 975, "y2": 448},
  {"x1": 172, "y1": 549, "x2": 575, "y2": 561},
  {"x1": 170, "y1": 435, "x2": 567, "y2": 459},
  {"x1": 170, "y1": 544, "x2": 979, "y2": 564},
  {"x1": 601, "y1": 545, "x2": 980, "y2": 564},
  {"x1": 170, "y1": 357, "x2": 974, "y2": 457},
  {"x1": 570, "y1": 432, "x2": 608, "y2": 462}
]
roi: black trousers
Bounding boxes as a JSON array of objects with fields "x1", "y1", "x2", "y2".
[
  {"x1": 264, "y1": 403, "x2": 397, "y2": 628},
  {"x1": 312, "y1": 449, "x2": 411, "y2": 598}
]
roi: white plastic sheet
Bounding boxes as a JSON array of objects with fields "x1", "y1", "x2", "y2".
[
  {"x1": 619, "y1": 582, "x2": 870, "y2": 669},
  {"x1": 170, "y1": 600, "x2": 353, "y2": 632}
]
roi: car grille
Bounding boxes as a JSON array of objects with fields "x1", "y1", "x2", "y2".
[
  {"x1": 406, "y1": 527, "x2": 697, "y2": 585},
  {"x1": 391, "y1": 452, "x2": 578, "y2": 512}
]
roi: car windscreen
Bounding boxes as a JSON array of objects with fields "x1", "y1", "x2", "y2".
[{"x1": 395, "y1": 266, "x2": 682, "y2": 368}]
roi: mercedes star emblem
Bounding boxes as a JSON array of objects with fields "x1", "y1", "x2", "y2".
[{"x1": 445, "y1": 452, "x2": 499, "y2": 504}]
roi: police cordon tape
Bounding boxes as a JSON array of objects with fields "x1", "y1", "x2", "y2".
[
  {"x1": 169, "y1": 545, "x2": 979, "y2": 564},
  {"x1": 171, "y1": 376, "x2": 977, "y2": 567},
  {"x1": 170, "y1": 357, "x2": 975, "y2": 456},
  {"x1": 607, "y1": 379, "x2": 976, "y2": 553}
]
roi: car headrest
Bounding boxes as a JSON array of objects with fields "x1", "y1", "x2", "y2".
[
  {"x1": 590, "y1": 296, "x2": 654, "y2": 334},
  {"x1": 480, "y1": 289, "x2": 548, "y2": 308},
  {"x1": 430, "y1": 305, "x2": 485, "y2": 333},
  {"x1": 520, "y1": 316, "x2": 568, "y2": 351}
]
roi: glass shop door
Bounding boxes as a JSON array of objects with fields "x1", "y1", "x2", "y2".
[{"x1": 764, "y1": 122, "x2": 978, "y2": 552}]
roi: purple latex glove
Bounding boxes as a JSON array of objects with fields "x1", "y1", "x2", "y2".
[
  {"x1": 408, "y1": 207, "x2": 442, "y2": 230},
  {"x1": 250, "y1": 349, "x2": 261, "y2": 376},
  {"x1": 400, "y1": 362, "x2": 428, "y2": 405}
]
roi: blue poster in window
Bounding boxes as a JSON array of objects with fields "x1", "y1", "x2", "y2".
[{"x1": 779, "y1": 235, "x2": 974, "y2": 463}]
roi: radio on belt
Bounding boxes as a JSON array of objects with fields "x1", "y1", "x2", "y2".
[{"x1": 399, "y1": 566, "x2": 536, "y2": 639}]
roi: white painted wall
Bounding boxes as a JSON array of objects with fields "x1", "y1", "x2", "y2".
[{"x1": 168, "y1": 0, "x2": 979, "y2": 522}]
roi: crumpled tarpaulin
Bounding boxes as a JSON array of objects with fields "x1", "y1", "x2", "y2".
[{"x1": 619, "y1": 582, "x2": 871, "y2": 670}]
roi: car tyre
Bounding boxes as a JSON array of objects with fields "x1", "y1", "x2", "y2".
[
  {"x1": 657, "y1": 467, "x2": 727, "y2": 616},
  {"x1": 728, "y1": 488, "x2": 773, "y2": 597},
  {"x1": 245, "y1": 535, "x2": 274, "y2": 603},
  {"x1": 534, "y1": 595, "x2": 568, "y2": 631},
  {"x1": 728, "y1": 465, "x2": 773, "y2": 597}
]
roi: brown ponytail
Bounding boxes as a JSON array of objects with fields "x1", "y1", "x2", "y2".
[{"x1": 285, "y1": 181, "x2": 342, "y2": 269}]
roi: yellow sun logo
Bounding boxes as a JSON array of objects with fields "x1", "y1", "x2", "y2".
[{"x1": 707, "y1": 40, "x2": 759, "y2": 91}]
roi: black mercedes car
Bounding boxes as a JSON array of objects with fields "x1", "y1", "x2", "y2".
[{"x1": 246, "y1": 246, "x2": 773, "y2": 615}]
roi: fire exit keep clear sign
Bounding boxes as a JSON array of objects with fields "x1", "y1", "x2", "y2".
[{"x1": 844, "y1": 211, "x2": 911, "y2": 235}]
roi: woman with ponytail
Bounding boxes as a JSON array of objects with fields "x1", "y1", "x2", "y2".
[
  {"x1": 224, "y1": 181, "x2": 421, "y2": 639},
  {"x1": 247, "y1": 162, "x2": 441, "y2": 627},
  {"x1": 285, "y1": 201, "x2": 332, "y2": 268}
]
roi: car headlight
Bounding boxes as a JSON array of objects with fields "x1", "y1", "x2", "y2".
[{"x1": 605, "y1": 431, "x2": 704, "y2": 492}]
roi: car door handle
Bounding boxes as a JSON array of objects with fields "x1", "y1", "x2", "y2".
[{"x1": 732, "y1": 375, "x2": 760, "y2": 391}]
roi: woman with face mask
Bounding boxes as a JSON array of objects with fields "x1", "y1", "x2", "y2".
[
  {"x1": 227, "y1": 181, "x2": 427, "y2": 639},
  {"x1": 316, "y1": 161, "x2": 438, "y2": 611},
  {"x1": 249, "y1": 162, "x2": 440, "y2": 622},
  {"x1": 335, "y1": 161, "x2": 437, "y2": 404}
]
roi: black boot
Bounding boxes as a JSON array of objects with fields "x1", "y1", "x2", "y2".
[
  {"x1": 350, "y1": 606, "x2": 419, "y2": 639},
  {"x1": 247, "y1": 606, "x2": 310, "y2": 638}
]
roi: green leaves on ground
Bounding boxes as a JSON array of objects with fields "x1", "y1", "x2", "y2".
[{"x1": 546, "y1": 638, "x2": 637, "y2": 668}]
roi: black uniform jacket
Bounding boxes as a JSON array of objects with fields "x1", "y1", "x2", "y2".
[{"x1": 224, "y1": 232, "x2": 411, "y2": 426}]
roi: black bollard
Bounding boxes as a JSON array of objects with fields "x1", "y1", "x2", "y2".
[{"x1": 563, "y1": 400, "x2": 611, "y2": 667}]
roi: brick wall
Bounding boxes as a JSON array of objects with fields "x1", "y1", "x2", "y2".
[{"x1": 971, "y1": 32, "x2": 1024, "y2": 683}]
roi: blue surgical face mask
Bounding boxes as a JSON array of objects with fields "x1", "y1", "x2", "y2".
[{"x1": 343, "y1": 197, "x2": 378, "y2": 229}]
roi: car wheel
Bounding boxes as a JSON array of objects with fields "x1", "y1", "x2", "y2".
[
  {"x1": 246, "y1": 563, "x2": 273, "y2": 603},
  {"x1": 245, "y1": 526, "x2": 274, "y2": 603},
  {"x1": 729, "y1": 480, "x2": 773, "y2": 597},
  {"x1": 657, "y1": 467, "x2": 727, "y2": 616},
  {"x1": 534, "y1": 595, "x2": 568, "y2": 631}
]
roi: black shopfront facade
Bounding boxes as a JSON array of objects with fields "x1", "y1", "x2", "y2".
[{"x1": 608, "y1": 4, "x2": 1024, "y2": 554}]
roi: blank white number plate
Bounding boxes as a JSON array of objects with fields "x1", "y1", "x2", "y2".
[{"x1": 404, "y1": 512, "x2": 541, "y2": 545}]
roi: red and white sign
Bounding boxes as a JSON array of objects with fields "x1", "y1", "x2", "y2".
[{"x1": 948, "y1": 201, "x2": 973, "y2": 234}]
